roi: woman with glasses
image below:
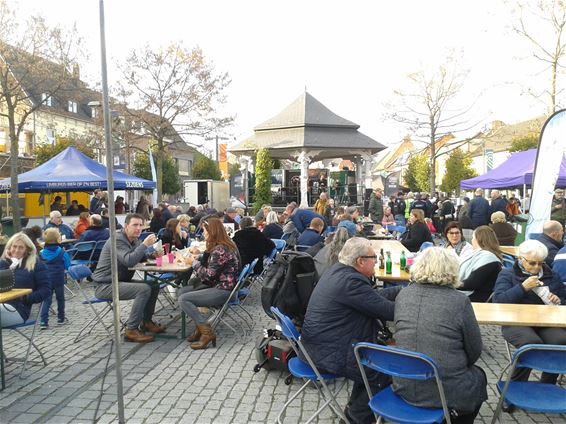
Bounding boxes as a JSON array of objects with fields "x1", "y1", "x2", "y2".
[
  {"x1": 441, "y1": 221, "x2": 474, "y2": 260},
  {"x1": 493, "y1": 239, "x2": 566, "y2": 385},
  {"x1": 176, "y1": 217, "x2": 240, "y2": 350},
  {"x1": 458, "y1": 226, "x2": 502, "y2": 302}
]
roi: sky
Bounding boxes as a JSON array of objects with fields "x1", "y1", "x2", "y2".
[{"x1": 10, "y1": 0, "x2": 560, "y2": 152}]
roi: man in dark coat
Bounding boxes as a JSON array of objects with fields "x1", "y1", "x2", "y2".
[
  {"x1": 536, "y1": 220, "x2": 565, "y2": 266},
  {"x1": 232, "y1": 217, "x2": 275, "y2": 273},
  {"x1": 302, "y1": 237, "x2": 401, "y2": 424},
  {"x1": 289, "y1": 207, "x2": 325, "y2": 234},
  {"x1": 468, "y1": 188, "x2": 490, "y2": 228},
  {"x1": 296, "y1": 218, "x2": 324, "y2": 248},
  {"x1": 489, "y1": 190, "x2": 508, "y2": 218}
]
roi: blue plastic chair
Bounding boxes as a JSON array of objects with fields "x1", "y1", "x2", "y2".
[
  {"x1": 138, "y1": 231, "x2": 155, "y2": 242},
  {"x1": 419, "y1": 241, "x2": 434, "y2": 252},
  {"x1": 67, "y1": 265, "x2": 114, "y2": 342},
  {"x1": 270, "y1": 307, "x2": 347, "y2": 424},
  {"x1": 354, "y1": 342, "x2": 451, "y2": 424},
  {"x1": 491, "y1": 344, "x2": 566, "y2": 423},
  {"x1": 157, "y1": 228, "x2": 166, "y2": 239},
  {"x1": 68, "y1": 241, "x2": 97, "y2": 267},
  {"x1": 387, "y1": 225, "x2": 406, "y2": 235},
  {"x1": 527, "y1": 232, "x2": 542, "y2": 241},
  {"x1": 272, "y1": 239, "x2": 286, "y2": 253}
]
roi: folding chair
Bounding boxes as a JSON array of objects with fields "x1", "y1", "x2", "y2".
[
  {"x1": 354, "y1": 342, "x2": 452, "y2": 424},
  {"x1": 67, "y1": 241, "x2": 97, "y2": 267},
  {"x1": 67, "y1": 265, "x2": 113, "y2": 342},
  {"x1": 419, "y1": 241, "x2": 434, "y2": 252},
  {"x1": 272, "y1": 239, "x2": 286, "y2": 253},
  {"x1": 3, "y1": 302, "x2": 47, "y2": 379},
  {"x1": 491, "y1": 344, "x2": 566, "y2": 423},
  {"x1": 270, "y1": 307, "x2": 347, "y2": 424},
  {"x1": 208, "y1": 263, "x2": 252, "y2": 337}
]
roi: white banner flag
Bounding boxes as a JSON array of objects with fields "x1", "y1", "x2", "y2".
[
  {"x1": 148, "y1": 145, "x2": 158, "y2": 206},
  {"x1": 526, "y1": 109, "x2": 566, "y2": 238}
]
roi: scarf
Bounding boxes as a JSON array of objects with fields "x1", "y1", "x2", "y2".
[
  {"x1": 459, "y1": 249, "x2": 500, "y2": 281},
  {"x1": 442, "y1": 240, "x2": 467, "y2": 256}
]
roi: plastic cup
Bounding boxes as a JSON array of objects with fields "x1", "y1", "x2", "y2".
[
  {"x1": 163, "y1": 243, "x2": 170, "y2": 255},
  {"x1": 155, "y1": 256, "x2": 163, "y2": 267},
  {"x1": 406, "y1": 257, "x2": 414, "y2": 267},
  {"x1": 167, "y1": 253, "x2": 174, "y2": 264}
]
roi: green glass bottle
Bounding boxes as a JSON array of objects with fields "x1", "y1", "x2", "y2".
[
  {"x1": 386, "y1": 251, "x2": 392, "y2": 274},
  {"x1": 400, "y1": 251, "x2": 406, "y2": 270}
]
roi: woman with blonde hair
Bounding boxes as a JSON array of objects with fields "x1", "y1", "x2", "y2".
[
  {"x1": 177, "y1": 217, "x2": 240, "y2": 350},
  {"x1": 0, "y1": 233, "x2": 51, "y2": 327},
  {"x1": 262, "y1": 211, "x2": 283, "y2": 239},
  {"x1": 394, "y1": 247, "x2": 487, "y2": 423},
  {"x1": 489, "y1": 211, "x2": 517, "y2": 246},
  {"x1": 458, "y1": 225, "x2": 502, "y2": 302}
]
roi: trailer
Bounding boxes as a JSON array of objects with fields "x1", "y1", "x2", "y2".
[{"x1": 183, "y1": 180, "x2": 230, "y2": 211}]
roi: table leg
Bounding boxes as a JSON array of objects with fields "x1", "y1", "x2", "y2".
[
  {"x1": 1, "y1": 307, "x2": 5, "y2": 390},
  {"x1": 181, "y1": 312, "x2": 186, "y2": 339}
]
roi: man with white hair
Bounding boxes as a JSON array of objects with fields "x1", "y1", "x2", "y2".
[
  {"x1": 489, "y1": 189, "x2": 508, "y2": 218},
  {"x1": 468, "y1": 188, "x2": 490, "y2": 228},
  {"x1": 43, "y1": 211, "x2": 73, "y2": 240},
  {"x1": 301, "y1": 237, "x2": 401, "y2": 423}
]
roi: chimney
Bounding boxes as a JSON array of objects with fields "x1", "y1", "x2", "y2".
[{"x1": 72, "y1": 64, "x2": 80, "y2": 80}]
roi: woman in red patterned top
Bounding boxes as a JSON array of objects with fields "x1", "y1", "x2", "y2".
[{"x1": 177, "y1": 217, "x2": 240, "y2": 350}]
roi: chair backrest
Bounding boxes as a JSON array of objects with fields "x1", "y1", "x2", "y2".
[
  {"x1": 74, "y1": 241, "x2": 96, "y2": 251},
  {"x1": 267, "y1": 247, "x2": 278, "y2": 261},
  {"x1": 138, "y1": 232, "x2": 155, "y2": 241},
  {"x1": 67, "y1": 264, "x2": 93, "y2": 281},
  {"x1": 501, "y1": 253, "x2": 515, "y2": 270},
  {"x1": 512, "y1": 344, "x2": 566, "y2": 374},
  {"x1": 270, "y1": 306, "x2": 301, "y2": 341},
  {"x1": 527, "y1": 232, "x2": 542, "y2": 241},
  {"x1": 237, "y1": 263, "x2": 251, "y2": 284},
  {"x1": 247, "y1": 258, "x2": 259, "y2": 276},
  {"x1": 419, "y1": 241, "x2": 434, "y2": 252},
  {"x1": 95, "y1": 239, "x2": 107, "y2": 250},
  {"x1": 157, "y1": 228, "x2": 166, "y2": 238},
  {"x1": 272, "y1": 239, "x2": 286, "y2": 252}
]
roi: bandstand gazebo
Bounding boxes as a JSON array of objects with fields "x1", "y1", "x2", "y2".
[{"x1": 229, "y1": 92, "x2": 385, "y2": 207}]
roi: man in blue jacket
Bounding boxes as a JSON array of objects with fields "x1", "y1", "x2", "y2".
[
  {"x1": 302, "y1": 237, "x2": 401, "y2": 424},
  {"x1": 43, "y1": 211, "x2": 73, "y2": 240},
  {"x1": 536, "y1": 220, "x2": 564, "y2": 266},
  {"x1": 296, "y1": 218, "x2": 324, "y2": 248},
  {"x1": 468, "y1": 188, "x2": 490, "y2": 228},
  {"x1": 289, "y1": 206, "x2": 325, "y2": 234}
]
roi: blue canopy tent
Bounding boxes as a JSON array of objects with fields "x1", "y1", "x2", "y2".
[
  {"x1": 460, "y1": 149, "x2": 566, "y2": 190},
  {"x1": 0, "y1": 147, "x2": 155, "y2": 192}
]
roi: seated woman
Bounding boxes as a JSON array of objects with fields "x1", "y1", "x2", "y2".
[
  {"x1": 233, "y1": 217, "x2": 275, "y2": 273},
  {"x1": 441, "y1": 221, "x2": 474, "y2": 260},
  {"x1": 493, "y1": 239, "x2": 566, "y2": 385},
  {"x1": 381, "y1": 206, "x2": 396, "y2": 227},
  {"x1": 400, "y1": 209, "x2": 433, "y2": 252},
  {"x1": 394, "y1": 247, "x2": 487, "y2": 423},
  {"x1": 262, "y1": 211, "x2": 283, "y2": 240},
  {"x1": 489, "y1": 211, "x2": 517, "y2": 246},
  {"x1": 458, "y1": 226, "x2": 502, "y2": 302},
  {"x1": 177, "y1": 218, "x2": 240, "y2": 350},
  {"x1": 149, "y1": 208, "x2": 163, "y2": 234},
  {"x1": 0, "y1": 233, "x2": 51, "y2": 327},
  {"x1": 74, "y1": 211, "x2": 90, "y2": 239},
  {"x1": 160, "y1": 218, "x2": 189, "y2": 250},
  {"x1": 313, "y1": 227, "x2": 350, "y2": 278}
]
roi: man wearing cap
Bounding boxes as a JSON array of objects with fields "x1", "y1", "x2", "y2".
[
  {"x1": 223, "y1": 207, "x2": 240, "y2": 231},
  {"x1": 551, "y1": 189, "x2": 566, "y2": 229}
]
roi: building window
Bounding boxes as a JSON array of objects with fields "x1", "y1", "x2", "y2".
[
  {"x1": 41, "y1": 93, "x2": 52, "y2": 107},
  {"x1": 177, "y1": 158, "x2": 191, "y2": 176},
  {"x1": 90, "y1": 106, "x2": 99, "y2": 119},
  {"x1": 68, "y1": 100, "x2": 78, "y2": 113},
  {"x1": 0, "y1": 129, "x2": 6, "y2": 153},
  {"x1": 46, "y1": 129, "x2": 56, "y2": 145}
]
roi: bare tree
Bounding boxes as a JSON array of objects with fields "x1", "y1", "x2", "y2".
[
  {"x1": 511, "y1": 0, "x2": 566, "y2": 113},
  {"x1": 117, "y1": 43, "x2": 233, "y2": 199},
  {"x1": 0, "y1": 0, "x2": 82, "y2": 229},
  {"x1": 389, "y1": 59, "x2": 479, "y2": 194}
]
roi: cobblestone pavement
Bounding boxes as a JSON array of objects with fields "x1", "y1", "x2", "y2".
[{"x1": 1, "y1": 282, "x2": 565, "y2": 424}]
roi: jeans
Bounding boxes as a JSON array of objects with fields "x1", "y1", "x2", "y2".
[
  {"x1": 177, "y1": 278, "x2": 231, "y2": 325},
  {"x1": 0, "y1": 303, "x2": 24, "y2": 327},
  {"x1": 502, "y1": 325, "x2": 566, "y2": 383},
  {"x1": 40, "y1": 285, "x2": 65, "y2": 324},
  {"x1": 394, "y1": 214, "x2": 406, "y2": 226},
  {"x1": 95, "y1": 280, "x2": 159, "y2": 330}
]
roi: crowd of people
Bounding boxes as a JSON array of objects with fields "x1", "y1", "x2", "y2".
[{"x1": 1, "y1": 185, "x2": 565, "y2": 423}]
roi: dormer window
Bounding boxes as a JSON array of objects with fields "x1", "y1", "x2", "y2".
[
  {"x1": 91, "y1": 107, "x2": 99, "y2": 119},
  {"x1": 41, "y1": 93, "x2": 52, "y2": 107},
  {"x1": 68, "y1": 100, "x2": 78, "y2": 113}
]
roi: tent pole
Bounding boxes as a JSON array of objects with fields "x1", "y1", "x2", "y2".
[{"x1": 98, "y1": 1, "x2": 125, "y2": 422}]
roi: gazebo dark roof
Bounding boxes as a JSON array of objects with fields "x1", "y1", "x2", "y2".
[{"x1": 230, "y1": 92, "x2": 385, "y2": 160}]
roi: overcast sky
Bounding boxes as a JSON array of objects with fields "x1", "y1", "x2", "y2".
[{"x1": 11, "y1": 0, "x2": 559, "y2": 151}]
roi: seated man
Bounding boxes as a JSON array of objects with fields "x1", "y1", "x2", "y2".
[
  {"x1": 92, "y1": 213, "x2": 164, "y2": 343},
  {"x1": 537, "y1": 220, "x2": 565, "y2": 266},
  {"x1": 43, "y1": 210, "x2": 73, "y2": 240},
  {"x1": 296, "y1": 217, "x2": 324, "y2": 248},
  {"x1": 79, "y1": 214, "x2": 110, "y2": 261},
  {"x1": 232, "y1": 217, "x2": 274, "y2": 273},
  {"x1": 223, "y1": 207, "x2": 240, "y2": 231},
  {"x1": 302, "y1": 237, "x2": 401, "y2": 423}
]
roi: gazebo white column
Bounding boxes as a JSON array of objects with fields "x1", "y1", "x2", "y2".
[
  {"x1": 238, "y1": 155, "x2": 252, "y2": 208},
  {"x1": 362, "y1": 153, "x2": 374, "y2": 190},
  {"x1": 298, "y1": 151, "x2": 311, "y2": 208},
  {"x1": 354, "y1": 156, "x2": 363, "y2": 203}
]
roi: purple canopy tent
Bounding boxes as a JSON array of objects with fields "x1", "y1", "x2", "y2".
[{"x1": 460, "y1": 149, "x2": 566, "y2": 190}]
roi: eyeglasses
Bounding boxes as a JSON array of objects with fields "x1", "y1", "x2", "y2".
[
  {"x1": 360, "y1": 255, "x2": 377, "y2": 260},
  {"x1": 521, "y1": 257, "x2": 545, "y2": 267},
  {"x1": 447, "y1": 231, "x2": 461, "y2": 236}
]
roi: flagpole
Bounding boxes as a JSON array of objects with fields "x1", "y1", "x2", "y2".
[{"x1": 98, "y1": 1, "x2": 125, "y2": 422}]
